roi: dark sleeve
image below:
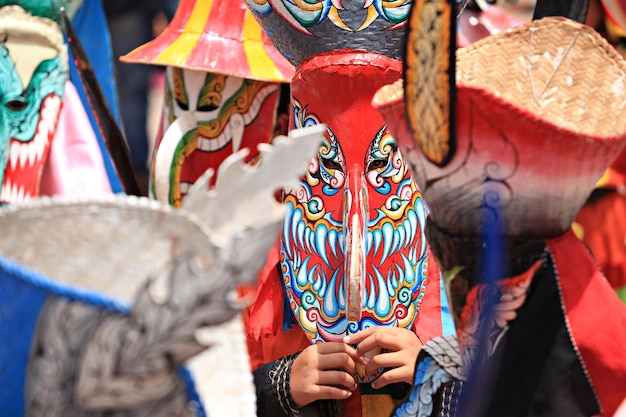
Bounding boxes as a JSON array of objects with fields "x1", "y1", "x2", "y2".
[{"x1": 253, "y1": 353, "x2": 340, "y2": 417}]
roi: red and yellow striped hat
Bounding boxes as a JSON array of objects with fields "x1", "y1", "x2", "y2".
[
  {"x1": 602, "y1": 0, "x2": 626, "y2": 31},
  {"x1": 120, "y1": 0, "x2": 294, "y2": 83}
]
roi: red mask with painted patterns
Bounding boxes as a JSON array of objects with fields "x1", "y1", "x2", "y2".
[{"x1": 280, "y1": 51, "x2": 430, "y2": 347}]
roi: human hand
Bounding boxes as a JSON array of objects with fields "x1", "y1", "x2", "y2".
[
  {"x1": 344, "y1": 327, "x2": 423, "y2": 389},
  {"x1": 289, "y1": 342, "x2": 364, "y2": 408}
]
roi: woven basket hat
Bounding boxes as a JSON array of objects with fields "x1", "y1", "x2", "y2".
[
  {"x1": 0, "y1": 126, "x2": 324, "y2": 417},
  {"x1": 120, "y1": 0, "x2": 294, "y2": 82},
  {"x1": 375, "y1": 17, "x2": 626, "y2": 239}
]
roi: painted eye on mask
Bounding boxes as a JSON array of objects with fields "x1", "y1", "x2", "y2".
[
  {"x1": 172, "y1": 68, "x2": 190, "y2": 111},
  {"x1": 196, "y1": 73, "x2": 226, "y2": 112},
  {"x1": 317, "y1": 129, "x2": 346, "y2": 191},
  {"x1": 6, "y1": 99, "x2": 27, "y2": 112},
  {"x1": 366, "y1": 158, "x2": 388, "y2": 173},
  {"x1": 321, "y1": 157, "x2": 342, "y2": 173},
  {"x1": 364, "y1": 127, "x2": 403, "y2": 191}
]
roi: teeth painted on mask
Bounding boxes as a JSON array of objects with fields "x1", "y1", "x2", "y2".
[
  {"x1": 198, "y1": 124, "x2": 230, "y2": 152},
  {"x1": 411, "y1": 244, "x2": 419, "y2": 265},
  {"x1": 15, "y1": 183, "x2": 25, "y2": 202},
  {"x1": 40, "y1": 98, "x2": 60, "y2": 138},
  {"x1": 365, "y1": 273, "x2": 376, "y2": 308},
  {"x1": 35, "y1": 124, "x2": 46, "y2": 162},
  {"x1": 420, "y1": 227, "x2": 427, "y2": 259},
  {"x1": 372, "y1": 228, "x2": 382, "y2": 259},
  {"x1": 28, "y1": 125, "x2": 43, "y2": 168},
  {"x1": 315, "y1": 225, "x2": 330, "y2": 267},
  {"x1": 315, "y1": 271, "x2": 329, "y2": 297},
  {"x1": 328, "y1": 229, "x2": 339, "y2": 260},
  {"x1": 296, "y1": 257, "x2": 310, "y2": 287},
  {"x1": 4, "y1": 181, "x2": 13, "y2": 203},
  {"x1": 393, "y1": 228, "x2": 403, "y2": 256},
  {"x1": 365, "y1": 230, "x2": 373, "y2": 258},
  {"x1": 217, "y1": 124, "x2": 230, "y2": 150},
  {"x1": 397, "y1": 223, "x2": 406, "y2": 250},
  {"x1": 297, "y1": 221, "x2": 306, "y2": 251},
  {"x1": 374, "y1": 270, "x2": 392, "y2": 315},
  {"x1": 415, "y1": 200, "x2": 426, "y2": 230},
  {"x1": 43, "y1": 96, "x2": 61, "y2": 122},
  {"x1": 384, "y1": 266, "x2": 394, "y2": 291},
  {"x1": 408, "y1": 209, "x2": 421, "y2": 248},
  {"x1": 230, "y1": 113, "x2": 245, "y2": 153},
  {"x1": 291, "y1": 208, "x2": 303, "y2": 250},
  {"x1": 380, "y1": 222, "x2": 394, "y2": 265},
  {"x1": 386, "y1": 267, "x2": 398, "y2": 294},
  {"x1": 282, "y1": 207, "x2": 294, "y2": 255},
  {"x1": 9, "y1": 182, "x2": 17, "y2": 203},
  {"x1": 23, "y1": 189, "x2": 32, "y2": 202},
  {"x1": 242, "y1": 85, "x2": 277, "y2": 125},
  {"x1": 303, "y1": 225, "x2": 311, "y2": 253},
  {"x1": 0, "y1": 178, "x2": 10, "y2": 202},
  {"x1": 336, "y1": 274, "x2": 346, "y2": 310},
  {"x1": 324, "y1": 273, "x2": 340, "y2": 316},
  {"x1": 180, "y1": 182, "x2": 191, "y2": 195},
  {"x1": 9, "y1": 141, "x2": 20, "y2": 171},
  {"x1": 404, "y1": 254, "x2": 416, "y2": 285},
  {"x1": 19, "y1": 141, "x2": 29, "y2": 169},
  {"x1": 313, "y1": 274, "x2": 321, "y2": 292},
  {"x1": 391, "y1": 268, "x2": 399, "y2": 289},
  {"x1": 405, "y1": 211, "x2": 415, "y2": 244},
  {"x1": 338, "y1": 230, "x2": 346, "y2": 255}
]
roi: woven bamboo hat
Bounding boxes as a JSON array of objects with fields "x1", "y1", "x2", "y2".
[
  {"x1": 120, "y1": 0, "x2": 294, "y2": 83},
  {"x1": 375, "y1": 17, "x2": 626, "y2": 238}
]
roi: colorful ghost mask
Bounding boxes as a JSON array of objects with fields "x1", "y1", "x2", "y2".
[
  {"x1": 0, "y1": 5, "x2": 67, "y2": 203},
  {"x1": 121, "y1": 0, "x2": 294, "y2": 207},
  {"x1": 245, "y1": 1, "x2": 469, "y2": 354},
  {"x1": 152, "y1": 68, "x2": 281, "y2": 206},
  {"x1": 280, "y1": 52, "x2": 431, "y2": 343}
]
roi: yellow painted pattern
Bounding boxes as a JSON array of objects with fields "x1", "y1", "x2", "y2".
[
  {"x1": 242, "y1": 10, "x2": 282, "y2": 81},
  {"x1": 156, "y1": 0, "x2": 213, "y2": 66}
]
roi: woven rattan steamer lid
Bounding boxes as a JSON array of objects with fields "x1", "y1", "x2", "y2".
[
  {"x1": 456, "y1": 17, "x2": 626, "y2": 138},
  {"x1": 376, "y1": 17, "x2": 626, "y2": 239}
]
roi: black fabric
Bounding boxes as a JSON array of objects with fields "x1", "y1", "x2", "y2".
[
  {"x1": 103, "y1": 0, "x2": 167, "y2": 18},
  {"x1": 254, "y1": 354, "x2": 301, "y2": 417},
  {"x1": 436, "y1": 380, "x2": 464, "y2": 417},
  {"x1": 253, "y1": 353, "x2": 340, "y2": 417},
  {"x1": 420, "y1": 253, "x2": 600, "y2": 417},
  {"x1": 532, "y1": 0, "x2": 590, "y2": 23},
  {"x1": 361, "y1": 382, "x2": 410, "y2": 399},
  {"x1": 483, "y1": 254, "x2": 600, "y2": 417},
  {"x1": 426, "y1": 219, "x2": 547, "y2": 321}
]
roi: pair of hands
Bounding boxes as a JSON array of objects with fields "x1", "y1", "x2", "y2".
[{"x1": 289, "y1": 326, "x2": 423, "y2": 408}]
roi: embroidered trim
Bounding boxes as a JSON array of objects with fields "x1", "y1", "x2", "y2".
[{"x1": 269, "y1": 353, "x2": 300, "y2": 416}]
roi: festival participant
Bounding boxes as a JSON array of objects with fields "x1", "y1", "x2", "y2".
[
  {"x1": 374, "y1": 1, "x2": 626, "y2": 415},
  {"x1": 121, "y1": 0, "x2": 293, "y2": 207},
  {"x1": 0, "y1": 0, "x2": 116, "y2": 203},
  {"x1": 243, "y1": 2, "x2": 468, "y2": 416},
  {"x1": 574, "y1": 0, "x2": 626, "y2": 302}
]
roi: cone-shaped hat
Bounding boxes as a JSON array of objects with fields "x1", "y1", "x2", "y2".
[{"x1": 121, "y1": 0, "x2": 294, "y2": 82}]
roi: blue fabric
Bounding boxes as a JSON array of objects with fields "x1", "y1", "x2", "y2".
[
  {"x1": 69, "y1": 0, "x2": 124, "y2": 193},
  {"x1": 0, "y1": 258, "x2": 48, "y2": 417},
  {"x1": 0, "y1": 257, "x2": 129, "y2": 416},
  {"x1": 0, "y1": 255, "x2": 206, "y2": 414},
  {"x1": 178, "y1": 367, "x2": 209, "y2": 417},
  {"x1": 439, "y1": 274, "x2": 456, "y2": 336}
]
